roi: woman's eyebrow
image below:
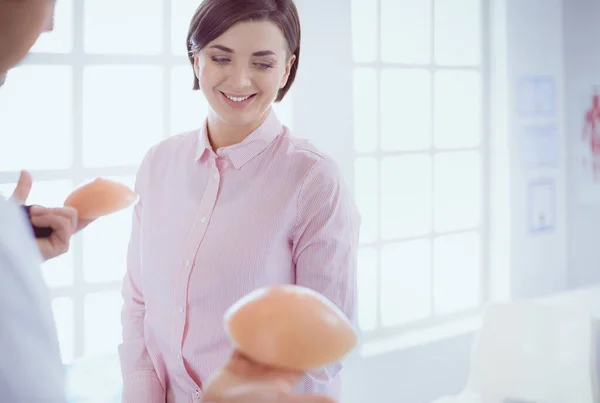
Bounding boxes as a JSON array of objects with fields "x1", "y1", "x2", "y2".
[{"x1": 209, "y1": 45, "x2": 276, "y2": 57}]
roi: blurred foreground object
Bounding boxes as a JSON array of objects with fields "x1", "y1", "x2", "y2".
[{"x1": 202, "y1": 285, "x2": 357, "y2": 402}]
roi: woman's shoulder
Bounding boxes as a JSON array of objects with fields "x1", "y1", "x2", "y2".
[
  {"x1": 141, "y1": 129, "x2": 201, "y2": 167},
  {"x1": 278, "y1": 131, "x2": 343, "y2": 182}
]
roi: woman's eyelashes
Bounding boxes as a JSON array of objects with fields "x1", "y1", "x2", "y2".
[
  {"x1": 210, "y1": 56, "x2": 274, "y2": 70},
  {"x1": 211, "y1": 56, "x2": 231, "y2": 64},
  {"x1": 254, "y1": 62, "x2": 274, "y2": 70}
]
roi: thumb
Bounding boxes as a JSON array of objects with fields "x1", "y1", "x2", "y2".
[{"x1": 11, "y1": 170, "x2": 33, "y2": 205}]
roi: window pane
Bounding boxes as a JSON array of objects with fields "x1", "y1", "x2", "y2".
[
  {"x1": 43, "y1": 251, "x2": 74, "y2": 288},
  {"x1": 381, "y1": 239, "x2": 431, "y2": 326},
  {"x1": 171, "y1": 65, "x2": 208, "y2": 135},
  {"x1": 172, "y1": 0, "x2": 204, "y2": 55},
  {"x1": 52, "y1": 297, "x2": 74, "y2": 364},
  {"x1": 381, "y1": 0, "x2": 432, "y2": 64},
  {"x1": 84, "y1": 0, "x2": 163, "y2": 54},
  {"x1": 351, "y1": 0, "x2": 378, "y2": 62},
  {"x1": 434, "y1": 151, "x2": 481, "y2": 232},
  {"x1": 434, "y1": 0, "x2": 481, "y2": 66},
  {"x1": 381, "y1": 155, "x2": 432, "y2": 239},
  {"x1": 82, "y1": 176, "x2": 135, "y2": 284},
  {"x1": 355, "y1": 157, "x2": 379, "y2": 243},
  {"x1": 434, "y1": 70, "x2": 481, "y2": 149},
  {"x1": 0, "y1": 179, "x2": 73, "y2": 208},
  {"x1": 353, "y1": 68, "x2": 378, "y2": 153},
  {"x1": 357, "y1": 247, "x2": 378, "y2": 332},
  {"x1": 433, "y1": 231, "x2": 480, "y2": 314},
  {"x1": 30, "y1": 0, "x2": 73, "y2": 53},
  {"x1": 84, "y1": 291, "x2": 123, "y2": 357},
  {"x1": 0, "y1": 66, "x2": 72, "y2": 171},
  {"x1": 83, "y1": 66, "x2": 164, "y2": 167},
  {"x1": 381, "y1": 69, "x2": 431, "y2": 151}
]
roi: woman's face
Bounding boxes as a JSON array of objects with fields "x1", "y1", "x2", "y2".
[
  {"x1": 0, "y1": 0, "x2": 56, "y2": 85},
  {"x1": 194, "y1": 20, "x2": 295, "y2": 130}
]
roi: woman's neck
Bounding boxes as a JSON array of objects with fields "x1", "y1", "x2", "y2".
[{"x1": 206, "y1": 109, "x2": 270, "y2": 150}]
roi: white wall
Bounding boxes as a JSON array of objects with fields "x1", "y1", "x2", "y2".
[
  {"x1": 292, "y1": 0, "x2": 354, "y2": 185},
  {"x1": 504, "y1": 0, "x2": 568, "y2": 298},
  {"x1": 563, "y1": 0, "x2": 600, "y2": 287}
]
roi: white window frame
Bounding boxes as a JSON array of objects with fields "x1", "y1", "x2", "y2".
[
  {"x1": 5, "y1": 0, "x2": 190, "y2": 362},
  {"x1": 352, "y1": 0, "x2": 491, "y2": 351}
]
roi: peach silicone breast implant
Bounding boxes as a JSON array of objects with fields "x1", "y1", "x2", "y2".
[
  {"x1": 224, "y1": 284, "x2": 357, "y2": 371},
  {"x1": 30, "y1": 178, "x2": 138, "y2": 238},
  {"x1": 200, "y1": 284, "x2": 357, "y2": 401}
]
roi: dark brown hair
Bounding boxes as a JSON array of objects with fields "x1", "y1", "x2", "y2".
[{"x1": 186, "y1": 0, "x2": 301, "y2": 102}]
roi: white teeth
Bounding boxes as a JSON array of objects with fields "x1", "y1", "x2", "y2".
[{"x1": 225, "y1": 94, "x2": 252, "y2": 102}]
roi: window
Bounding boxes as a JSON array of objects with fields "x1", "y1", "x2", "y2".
[
  {"x1": 351, "y1": 0, "x2": 488, "y2": 339},
  {"x1": 0, "y1": 0, "x2": 293, "y2": 365}
]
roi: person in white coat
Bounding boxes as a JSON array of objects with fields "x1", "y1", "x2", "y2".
[{"x1": 0, "y1": 1, "x2": 80, "y2": 401}]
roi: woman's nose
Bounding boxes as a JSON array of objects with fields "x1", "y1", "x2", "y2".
[{"x1": 228, "y1": 65, "x2": 252, "y2": 89}]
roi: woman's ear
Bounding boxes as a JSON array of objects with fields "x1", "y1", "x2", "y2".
[
  {"x1": 279, "y1": 55, "x2": 296, "y2": 89},
  {"x1": 193, "y1": 54, "x2": 202, "y2": 90}
]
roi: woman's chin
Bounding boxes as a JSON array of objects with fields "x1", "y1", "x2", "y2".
[{"x1": 211, "y1": 106, "x2": 261, "y2": 128}]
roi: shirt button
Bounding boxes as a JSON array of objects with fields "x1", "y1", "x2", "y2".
[
  {"x1": 176, "y1": 354, "x2": 181, "y2": 359},
  {"x1": 185, "y1": 259, "x2": 190, "y2": 266},
  {"x1": 200, "y1": 216, "x2": 207, "y2": 223},
  {"x1": 213, "y1": 173, "x2": 219, "y2": 179},
  {"x1": 178, "y1": 306, "x2": 184, "y2": 313}
]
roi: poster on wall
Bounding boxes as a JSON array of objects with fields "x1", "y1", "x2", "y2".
[
  {"x1": 517, "y1": 75, "x2": 556, "y2": 118},
  {"x1": 528, "y1": 178, "x2": 556, "y2": 234},
  {"x1": 574, "y1": 85, "x2": 600, "y2": 203},
  {"x1": 520, "y1": 123, "x2": 559, "y2": 170}
]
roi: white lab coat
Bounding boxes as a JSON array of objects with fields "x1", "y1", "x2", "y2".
[{"x1": 0, "y1": 196, "x2": 65, "y2": 402}]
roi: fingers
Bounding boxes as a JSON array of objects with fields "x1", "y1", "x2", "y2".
[
  {"x1": 29, "y1": 206, "x2": 78, "y2": 229},
  {"x1": 30, "y1": 207, "x2": 78, "y2": 246},
  {"x1": 229, "y1": 351, "x2": 303, "y2": 380},
  {"x1": 11, "y1": 170, "x2": 32, "y2": 204}
]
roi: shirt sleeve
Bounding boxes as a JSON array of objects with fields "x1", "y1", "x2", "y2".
[
  {"x1": 291, "y1": 157, "x2": 361, "y2": 390},
  {"x1": 119, "y1": 148, "x2": 165, "y2": 402},
  {"x1": 0, "y1": 197, "x2": 66, "y2": 402}
]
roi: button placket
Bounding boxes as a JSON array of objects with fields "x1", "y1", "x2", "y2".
[{"x1": 171, "y1": 156, "x2": 222, "y2": 379}]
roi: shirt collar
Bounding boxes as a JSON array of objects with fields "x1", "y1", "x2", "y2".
[{"x1": 195, "y1": 108, "x2": 283, "y2": 169}]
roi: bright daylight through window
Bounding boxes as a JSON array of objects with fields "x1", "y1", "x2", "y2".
[{"x1": 351, "y1": 0, "x2": 487, "y2": 341}]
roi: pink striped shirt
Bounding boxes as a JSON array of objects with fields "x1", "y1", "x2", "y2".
[{"x1": 119, "y1": 109, "x2": 360, "y2": 402}]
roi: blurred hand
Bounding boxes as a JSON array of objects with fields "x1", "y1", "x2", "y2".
[
  {"x1": 11, "y1": 170, "x2": 92, "y2": 260},
  {"x1": 28, "y1": 205, "x2": 77, "y2": 261},
  {"x1": 201, "y1": 351, "x2": 335, "y2": 403}
]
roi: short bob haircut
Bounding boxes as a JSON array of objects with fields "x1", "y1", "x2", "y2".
[{"x1": 186, "y1": 0, "x2": 301, "y2": 103}]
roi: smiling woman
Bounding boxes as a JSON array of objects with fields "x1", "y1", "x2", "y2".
[
  {"x1": 185, "y1": 0, "x2": 300, "y2": 148},
  {"x1": 118, "y1": 0, "x2": 360, "y2": 402}
]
